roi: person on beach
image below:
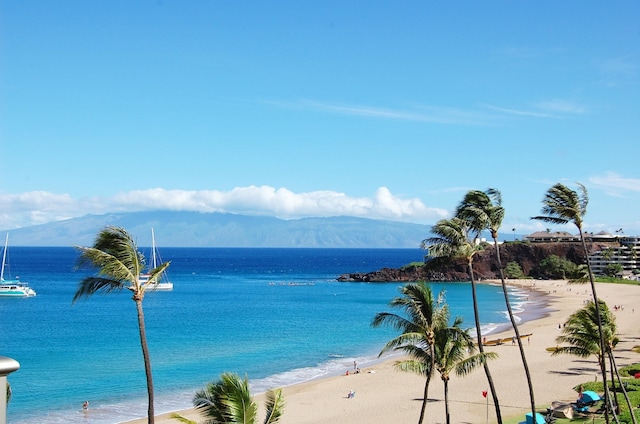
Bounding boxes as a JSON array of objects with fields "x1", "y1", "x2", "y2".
[{"x1": 82, "y1": 400, "x2": 89, "y2": 411}]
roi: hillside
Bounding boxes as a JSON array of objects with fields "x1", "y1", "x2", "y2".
[
  {"x1": 1, "y1": 211, "x2": 433, "y2": 248},
  {"x1": 337, "y1": 241, "x2": 618, "y2": 281}
]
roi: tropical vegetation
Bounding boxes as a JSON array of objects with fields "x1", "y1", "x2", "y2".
[
  {"x1": 73, "y1": 226, "x2": 170, "y2": 424},
  {"x1": 371, "y1": 282, "x2": 449, "y2": 424},
  {"x1": 456, "y1": 188, "x2": 537, "y2": 420},
  {"x1": 372, "y1": 282, "x2": 494, "y2": 424},
  {"x1": 430, "y1": 315, "x2": 494, "y2": 424},
  {"x1": 421, "y1": 217, "x2": 503, "y2": 423},
  {"x1": 532, "y1": 182, "x2": 613, "y2": 424},
  {"x1": 503, "y1": 261, "x2": 525, "y2": 279},
  {"x1": 170, "y1": 372, "x2": 285, "y2": 424},
  {"x1": 537, "y1": 254, "x2": 579, "y2": 279},
  {"x1": 551, "y1": 300, "x2": 638, "y2": 424}
]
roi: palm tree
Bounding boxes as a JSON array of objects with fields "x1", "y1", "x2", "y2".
[
  {"x1": 531, "y1": 182, "x2": 612, "y2": 423},
  {"x1": 422, "y1": 217, "x2": 503, "y2": 423},
  {"x1": 430, "y1": 315, "x2": 495, "y2": 424},
  {"x1": 457, "y1": 189, "x2": 536, "y2": 419},
  {"x1": 552, "y1": 301, "x2": 637, "y2": 424},
  {"x1": 371, "y1": 282, "x2": 449, "y2": 424},
  {"x1": 73, "y1": 226, "x2": 170, "y2": 424},
  {"x1": 171, "y1": 372, "x2": 285, "y2": 424}
]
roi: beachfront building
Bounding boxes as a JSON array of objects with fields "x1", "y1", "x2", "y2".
[
  {"x1": 525, "y1": 230, "x2": 619, "y2": 243},
  {"x1": 525, "y1": 230, "x2": 580, "y2": 242},
  {"x1": 525, "y1": 231, "x2": 640, "y2": 278},
  {"x1": 588, "y1": 236, "x2": 640, "y2": 278}
]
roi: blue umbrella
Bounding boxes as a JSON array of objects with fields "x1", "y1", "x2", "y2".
[{"x1": 581, "y1": 390, "x2": 600, "y2": 403}]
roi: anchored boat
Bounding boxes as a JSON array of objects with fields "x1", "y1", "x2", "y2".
[{"x1": 0, "y1": 233, "x2": 36, "y2": 297}]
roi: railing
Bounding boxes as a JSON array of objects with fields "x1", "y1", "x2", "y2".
[{"x1": 0, "y1": 357, "x2": 20, "y2": 424}]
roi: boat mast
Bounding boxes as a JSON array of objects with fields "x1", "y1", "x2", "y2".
[
  {"x1": 151, "y1": 228, "x2": 157, "y2": 269},
  {"x1": 1, "y1": 233, "x2": 8, "y2": 281}
]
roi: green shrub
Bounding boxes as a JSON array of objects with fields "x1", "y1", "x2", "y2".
[
  {"x1": 620, "y1": 364, "x2": 640, "y2": 377},
  {"x1": 504, "y1": 261, "x2": 524, "y2": 279}
]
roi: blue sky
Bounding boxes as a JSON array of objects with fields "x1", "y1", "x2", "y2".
[{"x1": 1, "y1": 1, "x2": 639, "y2": 236}]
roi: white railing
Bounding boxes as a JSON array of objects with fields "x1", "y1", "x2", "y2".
[{"x1": 0, "y1": 356, "x2": 20, "y2": 424}]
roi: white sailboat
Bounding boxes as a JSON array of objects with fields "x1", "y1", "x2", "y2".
[
  {"x1": 140, "y1": 228, "x2": 173, "y2": 291},
  {"x1": 0, "y1": 233, "x2": 36, "y2": 297}
]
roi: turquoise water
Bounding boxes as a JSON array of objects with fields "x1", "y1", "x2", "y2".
[{"x1": 0, "y1": 247, "x2": 530, "y2": 423}]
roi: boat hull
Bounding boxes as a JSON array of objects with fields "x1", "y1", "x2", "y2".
[{"x1": 0, "y1": 282, "x2": 37, "y2": 297}]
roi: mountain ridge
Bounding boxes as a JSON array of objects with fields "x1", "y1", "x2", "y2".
[{"x1": 1, "y1": 211, "x2": 432, "y2": 248}]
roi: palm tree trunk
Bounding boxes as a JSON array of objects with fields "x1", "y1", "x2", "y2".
[
  {"x1": 493, "y1": 237, "x2": 536, "y2": 419},
  {"x1": 579, "y1": 232, "x2": 611, "y2": 424},
  {"x1": 135, "y1": 298, "x2": 155, "y2": 424},
  {"x1": 418, "y1": 368, "x2": 432, "y2": 424},
  {"x1": 468, "y1": 260, "x2": 502, "y2": 423},
  {"x1": 607, "y1": 353, "x2": 619, "y2": 417},
  {"x1": 444, "y1": 379, "x2": 450, "y2": 424},
  {"x1": 610, "y1": 351, "x2": 638, "y2": 424},
  {"x1": 601, "y1": 356, "x2": 621, "y2": 424}
]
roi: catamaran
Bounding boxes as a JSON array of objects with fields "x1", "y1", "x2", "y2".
[
  {"x1": 0, "y1": 233, "x2": 36, "y2": 297},
  {"x1": 140, "y1": 228, "x2": 173, "y2": 291}
]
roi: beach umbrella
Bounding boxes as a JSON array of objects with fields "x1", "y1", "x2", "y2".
[{"x1": 581, "y1": 390, "x2": 600, "y2": 403}]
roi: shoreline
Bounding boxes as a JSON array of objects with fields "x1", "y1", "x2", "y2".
[{"x1": 123, "y1": 278, "x2": 640, "y2": 424}]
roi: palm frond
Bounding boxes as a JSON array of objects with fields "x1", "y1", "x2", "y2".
[
  {"x1": 531, "y1": 183, "x2": 588, "y2": 229},
  {"x1": 263, "y1": 388, "x2": 285, "y2": 424},
  {"x1": 72, "y1": 277, "x2": 126, "y2": 303},
  {"x1": 168, "y1": 413, "x2": 197, "y2": 424},
  {"x1": 394, "y1": 359, "x2": 429, "y2": 376},
  {"x1": 455, "y1": 351, "x2": 497, "y2": 376}
]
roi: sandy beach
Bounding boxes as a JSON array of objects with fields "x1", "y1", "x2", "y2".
[{"x1": 125, "y1": 279, "x2": 640, "y2": 424}]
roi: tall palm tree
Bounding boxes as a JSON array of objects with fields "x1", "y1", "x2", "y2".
[
  {"x1": 552, "y1": 301, "x2": 636, "y2": 424},
  {"x1": 171, "y1": 372, "x2": 285, "y2": 424},
  {"x1": 371, "y1": 282, "x2": 449, "y2": 424},
  {"x1": 431, "y1": 315, "x2": 495, "y2": 424},
  {"x1": 73, "y1": 226, "x2": 169, "y2": 424},
  {"x1": 422, "y1": 217, "x2": 503, "y2": 423},
  {"x1": 531, "y1": 182, "x2": 612, "y2": 423},
  {"x1": 457, "y1": 189, "x2": 536, "y2": 419}
]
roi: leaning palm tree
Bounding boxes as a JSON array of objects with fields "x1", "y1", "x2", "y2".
[
  {"x1": 171, "y1": 372, "x2": 285, "y2": 424},
  {"x1": 531, "y1": 182, "x2": 612, "y2": 423},
  {"x1": 457, "y1": 188, "x2": 536, "y2": 419},
  {"x1": 73, "y1": 226, "x2": 170, "y2": 424},
  {"x1": 371, "y1": 282, "x2": 449, "y2": 424},
  {"x1": 431, "y1": 315, "x2": 495, "y2": 424},
  {"x1": 422, "y1": 217, "x2": 503, "y2": 423},
  {"x1": 552, "y1": 301, "x2": 636, "y2": 424}
]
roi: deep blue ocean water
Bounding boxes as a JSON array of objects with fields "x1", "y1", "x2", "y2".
[{"x1": 0, "y1": 247, "x2": 532, "y2": 424}]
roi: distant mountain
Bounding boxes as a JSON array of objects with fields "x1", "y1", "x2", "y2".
[{"x1": 1, "y1": 211, "x2": 433, "y2": 248}]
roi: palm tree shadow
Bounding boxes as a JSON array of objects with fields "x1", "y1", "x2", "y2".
[
  {"x1": 412, "y1": 397, "x2": 442, "y2": 403},
  {"x1": 549, "y1": 366, "x2": 599, "y2": 376}
]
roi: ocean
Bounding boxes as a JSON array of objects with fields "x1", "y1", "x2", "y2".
[{"x1": 0, "y1": 247, "x2": 532, "y2": 423}]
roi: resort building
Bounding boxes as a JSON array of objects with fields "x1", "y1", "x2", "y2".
[
  {"x1": 588, "y1": 236, "x2": 640, "y2": 278},
  {"x1": 525, "y1": 231, "x2": 640, "y2": 278}
]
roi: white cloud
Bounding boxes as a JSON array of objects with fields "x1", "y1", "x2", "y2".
[
  {"x1": 589, "y1": 172, "x2": 640, "y2": 196},
  {"x1": 485, "y1": 99, "x2": 588, "y2": 119},
  {"x1": 0, "y1": 186, "x2": 449, "y2": 230},
  {"x1": 266, "y1": 99, "x2": 496, "y2": 125},
  {"x1": 534, "y1": 99, "x2": 588, "y2": 115}
]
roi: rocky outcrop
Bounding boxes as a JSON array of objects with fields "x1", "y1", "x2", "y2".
[{"x1": 336, "y1": 241, "x2": 618, "y2": 282}]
